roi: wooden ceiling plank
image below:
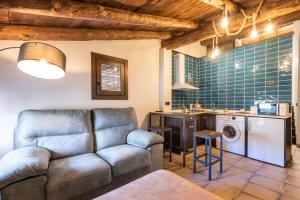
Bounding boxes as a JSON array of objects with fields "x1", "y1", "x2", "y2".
[
  {"x1": 0, "y1": 0, "x2": 198, "y2": 29},
  {"x1": 201, "y1": 0, "x2": 241, "y2": 13},
  {"x1": 0, "y1": 25, "x2": 172, "y2": 40},
  {"x1": 162, "y1": 0, "x2": 300, "y2": 49}
]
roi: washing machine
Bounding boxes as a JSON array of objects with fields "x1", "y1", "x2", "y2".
[{"x1": 216, "y1": 115, "x2": 246, "y2": 156}]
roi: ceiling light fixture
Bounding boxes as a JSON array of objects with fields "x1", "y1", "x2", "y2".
[
  {"x1": 221, "y1": 7, "x2": 229, "y2": 28},
  {"x1": 250, "y1": 13, "x2": 258, "y2": 38},
  {"x1": 0, "y1": 42, "x2": 66, "y2": 79},
  {"x1": 211, "y1": 37, "x2": 216, "y2": 59},
  {"x1": 211, "y1": 36, "x2": 220, "y2": 59},
  {"x1": 265, "y1": 22, "x2": 274, "y2": 33}
]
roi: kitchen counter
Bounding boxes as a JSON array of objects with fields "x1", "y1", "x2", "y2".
[
  {"x1": 150, "y1": 110, "x2": 292, "y2": 119},
  {"x1": 149, "y1": 110, "x2": 292, "y2": 167}
]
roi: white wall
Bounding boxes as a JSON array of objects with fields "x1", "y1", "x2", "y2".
[
  {"x1": 293, "y1": 21, "x2": 300, "y2": 145},
  {"x1": 174, "y1": 41, "x2": 207, "y2": 58},
  {"x1": 0, "y1": 40, "x2": 161, "y2": 157},
  {"x1": 159, "y1": 48, "x2": 172, "y2": 111}
]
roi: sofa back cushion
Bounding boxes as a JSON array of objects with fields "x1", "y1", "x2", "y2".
[
  {"x1": 14, "y1": 110, "x2": 93, "y2": 160},
  {"x1": 92, "y1": 108, "x2": 138, "y2": 151}
]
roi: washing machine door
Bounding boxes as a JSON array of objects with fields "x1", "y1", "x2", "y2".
[{"x1": 222, "y1": 123, "x2": 241, "y2": 142}]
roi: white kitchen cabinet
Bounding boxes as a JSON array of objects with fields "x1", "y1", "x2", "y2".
[{"x1": 247, "y1": 117, "x2": 286, "y2": 166}]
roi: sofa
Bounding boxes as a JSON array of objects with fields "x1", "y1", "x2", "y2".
[{"x1": 0, "y1": 108, "x2": 164, "y2": 200}]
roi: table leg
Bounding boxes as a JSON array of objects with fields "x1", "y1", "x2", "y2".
[
  {"x1": 205, "y1": 139, "x2": 208, "y2": 167},
  {"x1": 148, "y1": 113, "x2": 152, "y2": 131},
  {"x1": 193, "y1": 135, "x2": 196, "y2": 173},
  {"x1": 169, "y1": 130, "x2": 172, "y2": 162},
  {"x1": 220, "y1": 135, "x2": 223, "y2": 173},
  {"x1": 208, "y1": 138, "x2": 212, "y2": 181},
  {"x1": 182, "y1": 124, "x2": 186, "y2": 167}
]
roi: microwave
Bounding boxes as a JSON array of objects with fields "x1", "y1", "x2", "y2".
[{"x1": 257, "y1": 103, "x2": 278, "y2": 115}]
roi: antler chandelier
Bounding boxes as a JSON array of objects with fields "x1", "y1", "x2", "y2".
[{"x1": 210, "y1": 0, "x2": 272, "y2": 58}]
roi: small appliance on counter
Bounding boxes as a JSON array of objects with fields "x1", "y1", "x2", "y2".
[
  {"x1": 250, "y1": 106, "x2": 258, "y2": 114},
  {"x1": 257, "y1": 103, "x2": 278, "y2": 115},
  {"x1": 278, "y1": 103, "x2": 289, "y2": 116},
  {"x1": 254, "y1": 103, "x2": 290, "y2": 116}
]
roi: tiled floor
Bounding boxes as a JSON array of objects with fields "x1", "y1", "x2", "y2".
[{"x1": 163, "y1": 145, "x2": 300, "y2": 200}]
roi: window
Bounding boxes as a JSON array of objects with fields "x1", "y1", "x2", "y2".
[{"x1": 91, "y1": 53, "x2": 128, "y2": 100}]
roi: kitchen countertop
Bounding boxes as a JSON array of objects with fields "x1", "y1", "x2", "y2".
[{"x1": 150, "y1": 110, "x2": 292, "y2": 119}]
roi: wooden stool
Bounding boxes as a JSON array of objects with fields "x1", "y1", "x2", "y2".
[
  {"x1": 149, "y1": 125, "x2": 173, "y2": 162},
  {"x1": 193, "y1": 130, "x2": 223, "y2": 180}
]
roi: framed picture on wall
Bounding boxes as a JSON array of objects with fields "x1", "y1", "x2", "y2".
[{"x1": 91, "y1": 52, "x2": 128, "y2": 100}]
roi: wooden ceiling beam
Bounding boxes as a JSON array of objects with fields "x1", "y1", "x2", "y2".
[
  {"x1": 0, "y1": 25, "x2": 172, "y2": 40},
  {"x1": 201, "y1": 0, "x2": 241, "y2": 13},
  {"x1": 0, "y1": 0, "x2": 198, "y2": 29},
  {"x1": 162, "y1": 0, "x2": 300, "y2": 49}
]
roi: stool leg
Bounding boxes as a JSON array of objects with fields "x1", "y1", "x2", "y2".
[
  {"x1": 169, "y1": 130, "x2": 172, "y2": 162},
  {"x1": 193, "y1": 135, "x2": 196, "y2": 173},
  {"x1": 208, "y1": 138, "x2": 212, "y2": 181},
  {"x1": 205, "y1": 139, "x2": 208, "y2": 167},
  {"x1": 220, "y1": 135, "x2": 223, "y2": 173}
]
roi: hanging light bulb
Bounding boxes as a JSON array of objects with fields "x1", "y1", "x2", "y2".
[
  {"x1": 250, "y1": 13, "x2": 258, "y2": 38},
  {"x1": 221, "y1": 7, "x2": 229, "y2": 28},
  {"x1": 211, "y1": 37, "x2": 216, "y2": 58},
  {"x1": 265, "y1": 22, "x2": 273, "y2": 33},
  {"x1": 210, "y1": 37, "x2": 220, "y2": 59},
  {"x1": 214, "y1": 37, "x2": 220, "y2": 56},
  {"x1": 211, "y1": 51, "x2": 216, "y2": 59},
  {"x1": 214, "y1": 46, "x2": 220, "y2": 56},
  {"x1": 221, "y1": 17, "x2": 229, "y2": 28},
  {"x1": 250, "y1": 27, "x2": 258, "y2": 38}
]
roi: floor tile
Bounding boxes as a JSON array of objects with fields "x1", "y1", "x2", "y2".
[
  {"x1": 243, "y1": 183, "x2": 280, "y2": 200},
  {"x1": 280, "y1": 195, "x2": 299, "y2": 200},
  {"x1": 234, "y1": 193, "x2": 260, "y2": 200},
  {"x1": 256, "y1": 168, "x2": 287, "y2": 182},
  {"x1": 223, "y1": 151, "x2": 243, "y2": 160},
  {"x1": 282, "y1": 184, "x2": 300, "y2": 200},
  {"x1": 234, "y1": 158, "x2": 263, "y2": 172},
  {"x1": 205, "y1": 178, "x2": 241, "y2": 200},
  {"x1": 261, "y1": 163, "x2": 288, "y2": 174},
  {"x1": 249, "y1": 175, "x2": 284, "y2": 193},
  {"x1": 164, "y1": 146, "x2": 300, "y2": 200},
  {"x1": 290, "y1": 163, "x2": 300, "y2": 170},
  {"x1": 285, "y1": 175, "x2": 300, "y2": 188},
  {"x1": 172, "y1": 167, "x2": 192, "y2": 177},
  {"x1": 221, "y1": 166, "x2": 253, "y2": 180},
  {"x1": 185, "y1": 173, "x2": 210, "y2": 187},
  {"x1": 288, "y1": 169, "x2": 300, "y2": 178}
]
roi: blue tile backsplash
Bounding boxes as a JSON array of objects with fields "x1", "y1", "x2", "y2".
[{"x1": 172, "y1": 34, "x2": 292, "y2": 110}]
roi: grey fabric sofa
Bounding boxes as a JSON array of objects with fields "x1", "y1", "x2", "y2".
[{"x1": 0, "y1": 108, "x2": 164, "y2": 200}]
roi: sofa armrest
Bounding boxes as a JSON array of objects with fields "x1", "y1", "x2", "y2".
[
  {"x1": 0, "y1": 146, "x2": 51, "y2": 190},
  {"x1": 127, "y1": 130, "x2": 164, "y2": 149}
]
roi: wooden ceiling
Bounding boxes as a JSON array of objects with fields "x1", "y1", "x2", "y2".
[{"x1": 0, "y1": 0, "x2": 299, "y2": 49}]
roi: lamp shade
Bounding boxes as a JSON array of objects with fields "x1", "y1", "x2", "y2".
[{"x1": 17, "y1": 42, "x2": 66, "y2": 79}]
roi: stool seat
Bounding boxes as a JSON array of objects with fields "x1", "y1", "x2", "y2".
[
  {"x1": 150, "y1": 125, "x2": 172, "y2": 132},
  {"x1": 194, "y1": 130, "x2": 223, "y2": 139}
]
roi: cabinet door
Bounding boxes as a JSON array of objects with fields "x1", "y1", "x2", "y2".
[
  {"x1": 248, "y1": 117, "x2": 285, "y2": 166},
  {"x1": 199, "y1": 114, "x2": 216, "y2": 131}
]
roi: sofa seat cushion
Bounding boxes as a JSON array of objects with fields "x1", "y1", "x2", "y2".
[
  {"x1": 97, "y1": 144, "x2": 151, "y2": 178},
  {"x1": 46, "y1": 153, "x2": 111, "y2": 200}
]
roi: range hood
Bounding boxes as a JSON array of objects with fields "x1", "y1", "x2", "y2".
[{"x1": 172, "y1": 53, "x2": 198, "y2": 90}]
